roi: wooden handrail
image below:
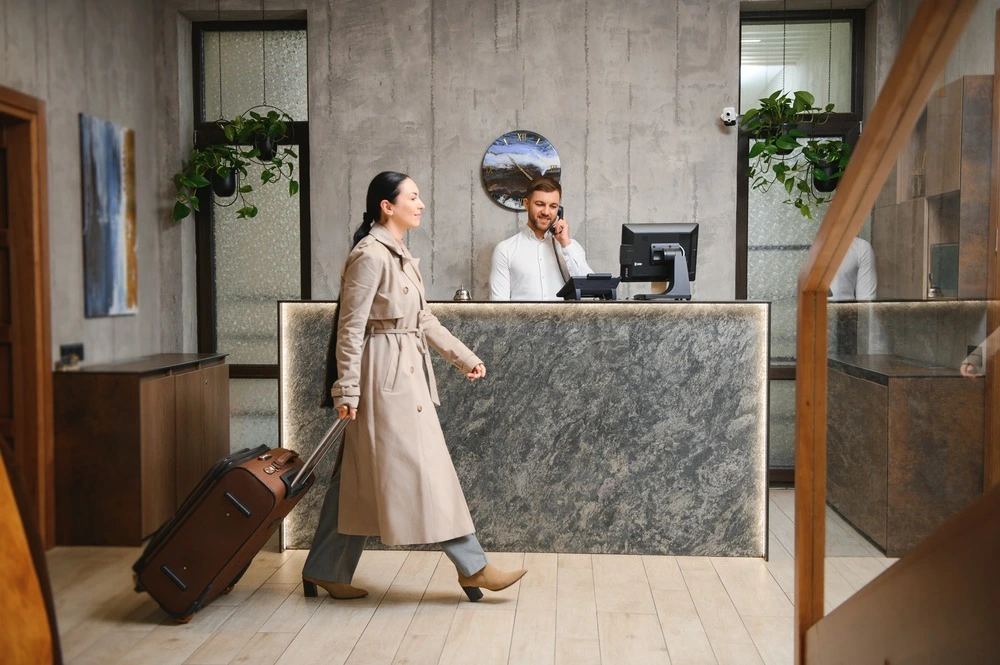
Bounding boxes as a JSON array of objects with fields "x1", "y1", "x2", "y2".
[
  {"x1": 793, "y1": 1, "x2": 979, "y2": 663},
  {"x1": 804, "y1": 482, "x2": 1000, "y2": 664}
]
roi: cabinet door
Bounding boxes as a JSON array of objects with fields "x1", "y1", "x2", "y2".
[
  {"x1": 140, "y1": 373, "x2": 176, "y2": 536},
  {"x1": 175, "y1": 363, "x2": 230, "y2": 505}
]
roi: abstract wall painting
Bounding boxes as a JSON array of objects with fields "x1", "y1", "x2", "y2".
[{"x1": 80, "y1": 113, "x2": 137, "y2": 317}]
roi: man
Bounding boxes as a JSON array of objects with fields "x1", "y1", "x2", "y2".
[
  {"x1": 490, "y1": 177, "x2": 593, "y2": 300},
  {"x1": 829, "y1": 236, "x2": 877, "y2": 301}
]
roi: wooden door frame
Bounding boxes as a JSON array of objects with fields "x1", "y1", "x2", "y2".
[
  {"x1": 0, "y1": 84, "x2": 54, "y2": 549},
  {"x1": 986, "y1": 9, "x2": 1000, "y2": 492}
]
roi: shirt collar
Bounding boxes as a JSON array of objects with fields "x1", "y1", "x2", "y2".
[{"x1": 521, "y1": 224, "x2": 547, "y2": 243}]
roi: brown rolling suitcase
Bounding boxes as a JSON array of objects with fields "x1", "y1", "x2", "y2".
[{"x1": 132, "y1": 418, "x2": 348, "y2": 621}]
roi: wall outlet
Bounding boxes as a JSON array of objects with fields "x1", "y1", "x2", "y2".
[{"x1": 59, "y1": 343, "x2": 84, "y2": 362}]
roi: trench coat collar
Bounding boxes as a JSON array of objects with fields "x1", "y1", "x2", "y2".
[{"x1": 369, "y1": 223, "x2": 421, "y2": 273}]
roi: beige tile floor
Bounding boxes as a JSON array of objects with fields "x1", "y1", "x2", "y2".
[{"x1": 47, "y1": 490, "x2": 897, "y2": 665}]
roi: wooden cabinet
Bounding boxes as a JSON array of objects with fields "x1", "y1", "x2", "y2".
[
  {"x1": 54, "y1": 354, "x2": 229, "y2": 546},
  {"x1": 872, "y1": 75, "x2": 992, "y2": 299},
  {"x1": 827, "y1": 355, "x2": 984, "y2": 556}
]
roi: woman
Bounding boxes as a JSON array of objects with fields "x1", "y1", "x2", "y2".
[{"x1": 301, "y1": 171, "x2": 526, "y2": 602}]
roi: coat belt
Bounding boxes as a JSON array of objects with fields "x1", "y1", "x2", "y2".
[{"x1": 367, "y1": 327, "x2": 440, "y2": 406}]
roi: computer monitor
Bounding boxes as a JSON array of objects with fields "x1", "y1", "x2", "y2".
[{"x1": 619, "y1": 223, "x2": 699, "y2": 300}]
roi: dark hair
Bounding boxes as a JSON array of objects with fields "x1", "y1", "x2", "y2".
[
  {"x1": 526, "y1": 176, "x2": 562, "y2": 199},
  {"x1": 351, "y1": 171, "x2": 410, "y2": 247}
]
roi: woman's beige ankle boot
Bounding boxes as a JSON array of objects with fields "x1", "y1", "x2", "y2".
[
  {"x1": 302, "y1": 576, "x2": 368, "y2": 599},
  {"x1": 457, "y1": 563, "x2": 527, "y2": 601}
]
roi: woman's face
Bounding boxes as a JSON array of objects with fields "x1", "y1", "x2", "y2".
[{"x1": 385, "y1": 178, "x2": 424, "y2": 231}]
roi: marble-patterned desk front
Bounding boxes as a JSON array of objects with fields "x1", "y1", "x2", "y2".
[{"x1": 279, "y1": 301, "x2": 769, "y2": 557}]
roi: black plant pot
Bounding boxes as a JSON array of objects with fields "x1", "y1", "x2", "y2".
[
  {"x1": 773, "y1": 123, "x2": 798, "y2": 156},
  {"x1": 210, "y1": 169, "x2": 237, "y2": 197},
  {"x1": 812, "y1": 161, "x2": 840, "y2": 193},
  {"x1": 255, "y1": 135, "x2": 277, "y2": 162}
]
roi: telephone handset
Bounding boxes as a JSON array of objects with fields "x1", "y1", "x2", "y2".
[{"x1": 548, "y1": 206, "x2": 565, "y2": 237}]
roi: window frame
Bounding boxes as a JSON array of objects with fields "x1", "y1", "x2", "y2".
[
  {"x1": 191, "y1": 20, "x2": 311, "y2": 380},
  {"x1": 737, "y1": 10, "x2": 865, "y2": 481}
]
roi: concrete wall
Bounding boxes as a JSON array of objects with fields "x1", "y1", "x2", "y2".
[
  {"x1": 5, "y1": 0, "x2": 741, "y2": 363},
  {"x1": 0, "y1": 0, "x2": 162, "y2": 363},
  {"x1": 162, "y1": 0, "x2": 740, "y2": 322}
]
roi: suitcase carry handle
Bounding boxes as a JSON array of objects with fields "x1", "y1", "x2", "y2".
[{"x1": 288, "y1": 416, "x2": 351, "y2": 492}]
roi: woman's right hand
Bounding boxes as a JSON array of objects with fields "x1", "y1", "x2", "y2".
[{"x1": 336, "y1": 405, "x2": 358, "y2": 420}]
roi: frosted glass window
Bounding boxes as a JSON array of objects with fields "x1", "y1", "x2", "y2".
[
  {"x1": 203, "y1": 30, "x2": 308, "y2": 121},
  {"x1": 747, "y1": 141, "x2": 834, "y2": 362},
  {"x1": 741, "y1": 20, "x2": 852, "y2": 114},
  {"x1": 230, "y1": 379, "x2": 279, "y2": 453},
  {"x1": 769, "y1": 380, "x2": 795, "y2": 468},
  {"x1": 213, "y1": 148, "x2": 301, "y2": 365}
]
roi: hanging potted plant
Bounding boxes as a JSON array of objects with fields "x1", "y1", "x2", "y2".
[
  {"x1": 171, "y1": 109, "x2": 299, "y2": 222},
  {"x1": 802, "y1": 138, "x2": 852, "y2": 193},
  {"x1": 742, "y1": 90, "x2": 847, "y2": 219},
  {"x1": 224, "y1": 107, "x2": 293, "y2": 162}
]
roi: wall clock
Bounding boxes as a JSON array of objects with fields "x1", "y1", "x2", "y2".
[{"x1": 481, "y1": 130, "x2": 561, "y2": 211}]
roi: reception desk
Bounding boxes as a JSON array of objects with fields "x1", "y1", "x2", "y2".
[{"x1": 278, "y1": 301, "x2": 769, "y2": 557}]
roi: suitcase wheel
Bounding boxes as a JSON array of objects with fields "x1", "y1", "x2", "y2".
[
  {"x1": 174, "y1": 615, "x2": 193, "y2": 625},
  {"x1": 221, "y1": 585, "x2": 234, "y2": 595}
]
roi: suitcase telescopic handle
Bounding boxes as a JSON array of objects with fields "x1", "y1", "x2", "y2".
[{"x1": 288, "y1": 416, "x2": 351, "y2": 490}]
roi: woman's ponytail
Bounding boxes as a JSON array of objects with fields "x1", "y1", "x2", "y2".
[{"x1": 352, "y1": 211, "x2": 376, "y2": 248}]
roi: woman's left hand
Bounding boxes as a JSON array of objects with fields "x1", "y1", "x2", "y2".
[{"x1": 466, "y1": 363, "x2": 486, "y2": 382}]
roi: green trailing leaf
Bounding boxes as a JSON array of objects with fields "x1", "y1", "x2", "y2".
[
  {"x1": 239, "y1": 185, "x2": 253, "y2": 193},
  {"x1": 289, "y1": 179, "x2": 299, "y2": 196},
  {"x1": 173, "y1": 200, "x2": 190, "y2": 221},
  {"x1": 775, "y1": 135, "x2": 800, "y2": 151},
  {"x1": 190, "y1": 174, "x2": 211, "y2": 188},
  {"x1": 261, "y1": 169, "x2": 273, "y2": 182}
]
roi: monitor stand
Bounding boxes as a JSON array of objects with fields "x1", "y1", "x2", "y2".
[{"x1": 633, "y1": 249, "x2": 692, "y2": 300}]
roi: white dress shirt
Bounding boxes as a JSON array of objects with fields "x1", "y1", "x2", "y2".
[
  {"x1": 490, "y1": 226, "x2": 594, "y2": 300},
  {"x1": 830, "y1": 237, "x2": 877, "y2": 300}
]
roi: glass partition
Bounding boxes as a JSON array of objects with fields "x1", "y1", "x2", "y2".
[{"x1": 819, "y1": 8, "x2": 994, "y2": 614}]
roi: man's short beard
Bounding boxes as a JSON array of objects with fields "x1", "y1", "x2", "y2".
[{"x1": 528, "y1": 213, "x2": 551, "y2": 233}]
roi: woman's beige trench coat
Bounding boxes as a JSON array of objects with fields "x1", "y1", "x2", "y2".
[{"x1": 331, "y1": 223, "x2": 482, "y2": 545}]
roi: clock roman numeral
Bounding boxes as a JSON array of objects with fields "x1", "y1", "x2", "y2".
[{"x1": 517, "y1": 132, "x2": 526, "y2": 141}]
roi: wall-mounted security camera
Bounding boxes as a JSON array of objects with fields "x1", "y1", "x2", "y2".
[{"x1": 720, "y1": 107, "x2": 737, "y2": 127}]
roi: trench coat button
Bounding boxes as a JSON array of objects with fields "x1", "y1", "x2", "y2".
[
  {"x1": 403, "y1": 286, "x2": 409, "y2": 294},
  {"x1": 409, "y1": 366, "x2": 415, "y2": 373},
  {"x1": 417, "y1": 404, "x2": 423, "y2": 412}
]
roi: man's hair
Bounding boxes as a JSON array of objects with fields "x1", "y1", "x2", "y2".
[{"x1": 526, "y1": 176, "x2": 562, "y2": 199}]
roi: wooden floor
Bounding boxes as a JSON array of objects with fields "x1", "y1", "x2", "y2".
[{"x1": 48, "y1": 490, "x2": 896, "y2": 665}]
